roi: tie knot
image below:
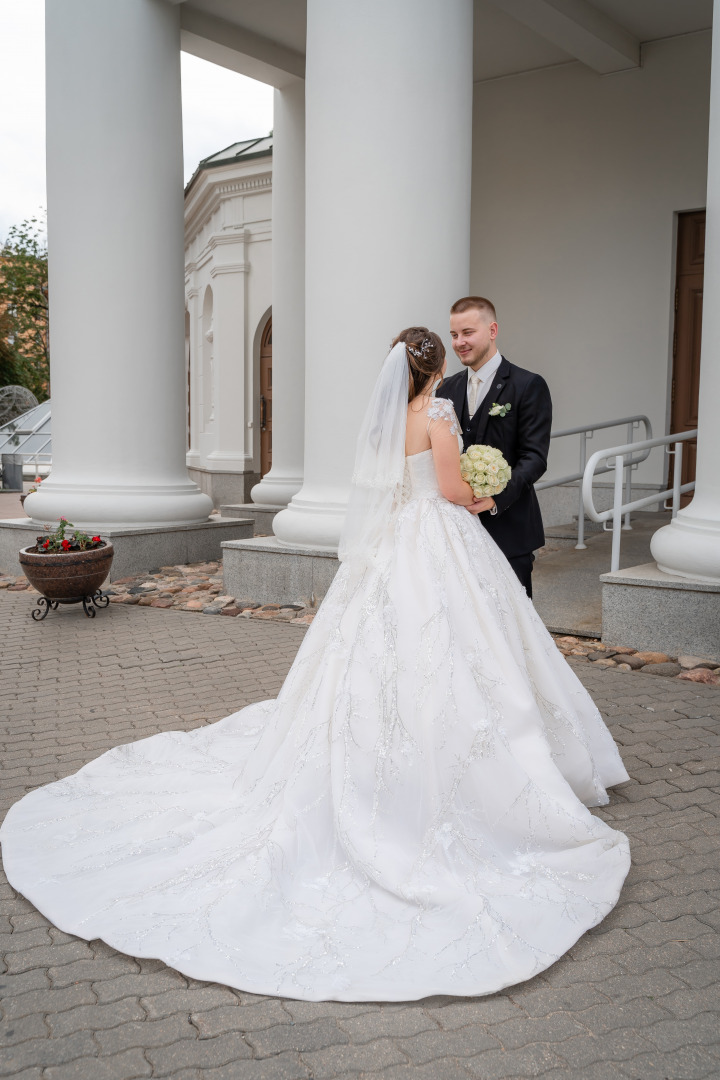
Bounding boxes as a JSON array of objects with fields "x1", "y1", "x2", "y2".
[{"x1": 471, "y1": 373, "x2": 480, "y2": 385}]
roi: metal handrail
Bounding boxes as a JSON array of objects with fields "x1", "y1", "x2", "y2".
[
  {"x1": 535, "y1": 414, "x2": 652, "y2": 549},
  {"x1": 582, "y1": 429, "x2": 698, "y2": 572}
]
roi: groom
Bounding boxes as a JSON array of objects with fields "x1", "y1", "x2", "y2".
[{"x1": 436, "y1": 296, "x2": 552, "y2": 598}]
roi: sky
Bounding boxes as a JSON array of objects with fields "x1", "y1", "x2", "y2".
[{"x1": 0, "y1": 0, "x2": 274, "y2": 242}]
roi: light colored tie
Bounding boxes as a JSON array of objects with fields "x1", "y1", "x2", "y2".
[{"x1": 468, "y1": 373, "x2": 482, "y2": 416}]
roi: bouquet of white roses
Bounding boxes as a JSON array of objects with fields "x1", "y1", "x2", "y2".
[{"x1": 459, "y1": 444, "x2": 512, "y2": 499}]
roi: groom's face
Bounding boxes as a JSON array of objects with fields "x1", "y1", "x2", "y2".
[{"x1": 450, "y1": 310, "x2": 498, "y2": 371}]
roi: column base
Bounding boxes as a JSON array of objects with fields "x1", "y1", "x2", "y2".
[
  {"x1": 650, "y1": 514, "x2": 720, "y2": 584},
  {"x1": 222, "y1": 535, "x2": 340, "y2": 605},
  {"x1": 24, "y1": 482, "x2": 214, "y2": 529},
  {"x1": 601, "y1": 562, "x2": 720, "y2": 662},
  {"x1": 219, "y1": 503, "x2": 283, "y2": 535},
  {"x1": 0, "y1": 517, "x2": 253, "y2": 581},
  {"x1": 272, "y1": 488, "x2": 346, "y2": 550},
  {"x1": 250, "y1": 472, "x2": 303, "y2": 509},
  {"x1": 187, "y1": 466, "x2": 260, "y2": 508}
]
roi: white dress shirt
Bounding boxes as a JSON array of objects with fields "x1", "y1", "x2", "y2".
[{"x1": 467, "y1": 350, "x2": 502, "y2": 417}]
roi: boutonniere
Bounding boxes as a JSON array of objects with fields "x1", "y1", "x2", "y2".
[{"x1": 489, "y1": 402, "x2": 511, "y2": 418}]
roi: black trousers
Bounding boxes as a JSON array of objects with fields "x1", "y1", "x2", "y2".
[{"x1": 507, "y1": 553, "x2": 535, "y2": 599}]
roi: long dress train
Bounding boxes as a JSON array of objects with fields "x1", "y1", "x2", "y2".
[{"x1": 0, "y1": 446, "x2": 630, "y2": 1002}]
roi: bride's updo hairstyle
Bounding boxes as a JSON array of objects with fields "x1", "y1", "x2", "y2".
[{"x1": 391, "y1": 326, "x2": 446, "y2": 403}]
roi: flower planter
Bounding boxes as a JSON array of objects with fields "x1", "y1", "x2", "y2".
[{"x1": 19, "y1": 542, "x2": 114, "y2": 620}]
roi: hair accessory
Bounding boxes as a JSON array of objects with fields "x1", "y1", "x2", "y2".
[{"x1": 406, "y1": 337, "x2": 433, "y2": 360}]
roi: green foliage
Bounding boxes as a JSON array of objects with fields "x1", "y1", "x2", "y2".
[
  {"x1": 36, "y1": 518, "x2": 104, "y2": 553},
  {"x1": 0, "y1": 309, "x2": 24, "y2": 388},
  {"x1": 0, "y1": 215, "x2": 49, "y2": 400}
]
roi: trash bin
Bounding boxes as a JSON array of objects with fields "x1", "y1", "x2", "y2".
[{"x1": 1, "y1": 454, "x2": 24, "y2": 491}]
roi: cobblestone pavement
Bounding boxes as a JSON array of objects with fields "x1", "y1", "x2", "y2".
[{"x1": 1, "y1": 589, "x2": 719, "y2": 1080}]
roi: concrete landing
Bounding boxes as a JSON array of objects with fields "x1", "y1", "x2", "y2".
[{"x1": 532, "y1": 511, "x2": 669, "y2": 638}]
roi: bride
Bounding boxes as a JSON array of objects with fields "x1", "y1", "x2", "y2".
[{"x1": 0, "y1": 327, "x2": 630, "y2": 1003}]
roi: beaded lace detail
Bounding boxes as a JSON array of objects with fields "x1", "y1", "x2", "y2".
[{"x1": 427, "y1": 396, "x2": 460, "y2": 436}]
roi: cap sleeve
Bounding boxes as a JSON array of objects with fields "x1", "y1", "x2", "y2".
[{"x1": 427, "y1": 397, "x2": 460, "y2": 440}]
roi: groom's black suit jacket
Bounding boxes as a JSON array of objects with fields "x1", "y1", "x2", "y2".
[{"x1": 435, "y1": 356, "x2": 552, "y2": 560}]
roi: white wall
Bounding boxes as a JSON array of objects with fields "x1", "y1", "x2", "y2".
[
  {"x1": 470, "y1": 31, "x2": 711, "y2": 486},
  {"x1": 184, "y1": 154, "x2": 272, "y2": 503}
]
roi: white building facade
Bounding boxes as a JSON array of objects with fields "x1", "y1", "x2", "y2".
[
  {"x1": 12, "y1": 0, "x2": 720, "y2": 656},
  {"x1": 184, "y1": 138, "x2": 273, "y2": 507}
]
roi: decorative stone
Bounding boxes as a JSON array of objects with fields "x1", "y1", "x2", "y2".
[
  {"x1": 592, "y1": 658, "x2": 617, "y2": 668},
  {"x1": 677, "y1": 668, "x2": 720, "y2": 685},
  {"x1": 184, "y1": 600, "x2": 205, "y2": 611},
  {"x1": 220, "y1": 606, "x2": 241, "y2": 617},
  {"x1": 633, "y1": 651, "x2": 672, "y2": 664},
  {"x1": 640, "y1": 662, "x2": 682, "y2": 677},
  {"x1": 606, "y1": 645, "x2": 636, "y2": 654},
  {"x1": 588, "y1": 650, "x2": 616, "y2": 661},
  {"x1": 150, "y1": 598, "x2": 174, "y2": 608},
  {"x1": 678, "y1": 655, "x2": 718, "y2": 670},
  {"x1": 622, "y1": 654, "x2": 647, "y2": 669},
  {"x1": 616, "y1": 663, "x2": 632, "y2": 671}
]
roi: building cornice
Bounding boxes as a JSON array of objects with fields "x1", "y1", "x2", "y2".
[{"x1": 210, "y1": 263, "x2": 250, "y2": 277}]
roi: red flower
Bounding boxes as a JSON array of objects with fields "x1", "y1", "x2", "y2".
[
  {"x1": 42, "y1": 539, "x2": 50, "y2": 549},
  {"x1": 61, "y1": 539, "x2": 71, "y2": 551},
  {"x1": 92, "y1": 536, "x2": 101, "y2": 543}
]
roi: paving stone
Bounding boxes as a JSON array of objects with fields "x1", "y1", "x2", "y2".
[
  {"x1": 595, "y1": 968, "x2": 687, "y2": 1005},
  {"x1": 628, "y1": 913, "x2": 711, "y2": 946},
  {"x1": 338, "y1": 1007, "x2": 438, "y2": 1043},
  {"x1": 5, "y1": 941, "x2": 93, "y2": 975},
  {"x1": 507, "y1": 982, "x2": 608, "y2": 1017},
  {"x1": 493, "y1": 1011, "x2": 588, "y2": 1049},
  {"x1": 145, "y1": 1032, "x2": 252, "y2": 1074},
  {"x1": 191, "y1": 999, "x2": 288, "y2": 1037},
  {"x1": 48, "y1": 954, "x2": 139, "y2": 987},
  {"x1": 558, "y1": 1029, "x2": 657, "y2": 1067},
  {"x1": 425, "y1": 996, "x2": 520, "y2": 1027},
  {"x1": 396, "y1": 1025, "x2": 500, "y2": 1064},
  {"x1": 47, "y1": 997, "x2": 146, "y2": 1037},
  {"x1": 244, "y1": 1017, "x2": 348, "y2": 1058},
  {"x1": 675, "y1": 959, "x2": 720, "y2": 989},
  {"x1": 43, "y1": 1049, "x2": 153, "y2": 1080},
  {"x1": 94, "y1": 1013, "x2": 198, "y2": 1054},
  {"x1": 0, "y1": 1010, "x2": 48, "y2": 1044},
  {"x1": 299, "y1": 1038, "x2": 407, "y2": 1078},
  {"x1": 464, "y1": 1044, "x2": 566, "y2": 1078},
  {"x1": 575, "y1": 998, "x2": 672, "y2": 1035},
  {"x1": 0, "y1": 981, "x2": 95, "y2": 1021},
  {"x1": 196, "y1": 1054, "x2": 310, "y2": 1079},
  {"x1": 617, "y1": 1045, "x2": 719, "y2": 1079},
  {"x1": 92, "y1": 969, "x2": 185, "y2": 1002},
  {"x1": 0, "y1": 1031, "x2": 97, "y2": 1077},
  {"x1": 140, "y1": 985, "x2": 237, "y2": 1019}
]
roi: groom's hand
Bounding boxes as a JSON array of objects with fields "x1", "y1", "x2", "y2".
[{"x1": 467, "y1": 497, "x2": 496, "y2": 516}]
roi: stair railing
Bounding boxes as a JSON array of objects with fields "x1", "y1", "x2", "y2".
[
  {"x1": 535, "y1": 415, "x2": 652, "y2": 549},
  {"x1": 582, "y1": 429, "x2": 698, "y2": 572}
]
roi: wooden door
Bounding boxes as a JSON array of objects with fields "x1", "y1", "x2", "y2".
[
  {"x1": 260, "y1": 318, "x2": 272, "y2": 477},
  {"x1": 671, "y1": 211, "x2": 704, "y2": 501}
]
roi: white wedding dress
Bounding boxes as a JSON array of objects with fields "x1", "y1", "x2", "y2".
[{"x1": 0, "y1": 402, "x2": 630, "y2": 1003}]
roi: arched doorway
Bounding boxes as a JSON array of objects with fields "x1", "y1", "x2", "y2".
[{"x1": 260, "y1": 317, "x2": 272, "y2": 477}]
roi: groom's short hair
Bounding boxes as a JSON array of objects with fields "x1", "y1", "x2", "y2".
[{"x1": 451, "y1": 296, "x2": 497, "y2": 323}]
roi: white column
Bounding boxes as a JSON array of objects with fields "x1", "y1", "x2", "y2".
[
  {"x1": 251, "y1": 81, "x2": 306, "y2": 507},
  {"x1": 273, "y1": 0, "x2": 473, "y2": 549},
  {"x1": 26, "y1": 0, "x2": 212, "y2": 528},
  {"x1": 651, "y1": 1, "x2": 720, "y2": 584}
]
